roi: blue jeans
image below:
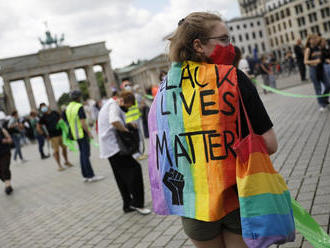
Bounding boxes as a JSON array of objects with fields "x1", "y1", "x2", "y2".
[
  {"x1": 12, "y1": 134, "x2": 23, "y2": 161},
  {"x1": 309, "y1": 66, "x2": 330, "y2": 107},
  {"x1": 77, "y1": 137, "x2": 95, "y2": 178},
  {"x1": 36, "y1": 135, "x2": 46, "y2": 157}
]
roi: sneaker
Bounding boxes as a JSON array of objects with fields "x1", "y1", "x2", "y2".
[
  {"x1": 319, "y1": 107, "x2": 326, "y2": 112},
  {"x1": 123, "y1": 206, "x2": 136, "y2": 213},
  {"x1": 64, "y1": 162, "x2": 73, "y2": 167},
  {"x1": 58, "y1": 167, "x2": 65, "y2": 172},
  {"x1": 130, "y1": 206, "x2": 151, "y2": 215},
  {"x1": 88, "y1": 176, "x2": 105, "y2": 182},
  {"x1": 5, "y1": 186, "x2": 13, "y2": 195},
  {"x1": 41, "y1": 155, "x2": 50, "y2": 160}
]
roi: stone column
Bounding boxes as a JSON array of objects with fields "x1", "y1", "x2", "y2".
[
  {"x1": 101, "y1": 62, "x2": 115, "y2": 97},
  {"x1": 85, "y1": 65, "x2": 100, "y2": 100},
  {"x1": 23, "y1": 77, "x2": 37, "y2": 110},
  {"x1": 66, "y1": 69, "x2": 79, "y2": 91},
  {"x1": 42, "y1": 73, "x2": 57, "y2": 110},
  {"x1": 3, "y1": 80, "x2": 16, "y2": 114}
]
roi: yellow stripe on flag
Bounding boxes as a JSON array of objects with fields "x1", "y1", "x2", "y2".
[{"x1": 237, "y1": 173, "x2": 288, "y2": 197}]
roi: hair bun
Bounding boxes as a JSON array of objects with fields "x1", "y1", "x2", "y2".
[{"x1": 178, "y1": 18, "x2": 185, "y2": 26}]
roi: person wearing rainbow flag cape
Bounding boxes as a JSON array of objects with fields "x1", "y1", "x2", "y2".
[{"x1": 148, "y1": 12, "x2": 279, "y2": 248}]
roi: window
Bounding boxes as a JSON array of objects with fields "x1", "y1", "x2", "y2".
[
  {"x1": 270, "y1": 38, "x2": 274, "y2": 47},
  {"x1": 311, "y1": 12, "x2": 317, "y2": 22},
  {"x1": 291, "y1": 31, "x2": 295, "y2": 40},
  {"x1": 268, "y1": 28, "x2": 272, "y2": 35},
  {"x1": 321, "y1": 7, "x2": 330, "y2": 18},
  {"x1": 278, "y1": 23, "x2": 281, "y2": 31},
  {"x1": 250, "y1": 22, "x2": 254, "y2": 27},
  {"x1": 295, "y1": 4, "x2": 303, "y2": 14},
  {"x1": 257, "y1": 21, "x2": 260, "y2": 26},
  {"x1": 275, "y1": 37, "x2": 279, "y2": 46},
  {"x1": 306, "y1": 0, "x2": 315, "y2": 10},
  {"x1": 283, "y1": 22, "x2": 287, "y2": 29},
  {"x1": 271, "y1": 15, "x2": 274, "y2": 23},
  {"x1": 286, "y1": 8, "x2": 291, "y2": 16},
  {"x1": 248, "y1": 45, "x2": 252, "y2": 54},
  {"x1": 259, "y1": 30, "x2": 263, "y2": 38},
  {"x1": 239, "y1": 34, "x2": 242, "y2": 42},
  {"x1": 299, "y1": 29, "x2": 308, "y2": 39},
  {"x1": 246, "y1": 33, "x2": 250, "y2": 40},
  {"x1": 252, "y1": 32, "x2": 256, "y2": 39},
  {"x1": 265, "y1": 17, "x2": 269, "y2": 25},
  {"x1": 241, "y1": 47, "x2": 245, "y2": 54},
  {"x1": 273, "y1": 25, "x2": 276, "y2": 32},
  {"x1": 311, "y1": 25, "x2": 320, "y2": 33},
  {"x1": 262, "y1": 42, "x2": 266, "y2": 51},
  {"x1": 297, "y1": 16, "x2": 306, "y2": 26},
  {"x1": 281, "y1": 10, "x2": 285, "y2": 18},
  {"x1": 232, "y1": 36, "x2": 236, "y2": 43},
  {"x1": 285, "y1": 33, "x2": 289, "y2": 42},
  {"x1": 280, "y1": 35, "x2": 284, "y2": 44},
  {"x1": 276, "y1": 12, "x2": 279, "y2": 21},
  {"x1": 237, "y1": 25, "x2": 240, "y2": 30},
  {"x1": 323, "y1": 21, "x2": 330, "y2": 32},
  {"x1": 289, "y1": 19, "x2": 292, "y2": 27},
  {"x1": 229, "y1": 26, "x2": 233, "y2": 31},
  {"x1": 243, "y1": 24, "x2": 247, "y2": 28}
]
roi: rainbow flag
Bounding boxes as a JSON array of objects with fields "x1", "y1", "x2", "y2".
[
  {"x1": 234, "y1": 103, "x2": 295, "y2": 246},
  {"x1": 148, "y1": 61, "x2": 240, "y2": 221}
]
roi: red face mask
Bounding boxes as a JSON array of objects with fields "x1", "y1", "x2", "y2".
[{"x1": 209, "y1": 43, "x2": 236, "y2": 65}]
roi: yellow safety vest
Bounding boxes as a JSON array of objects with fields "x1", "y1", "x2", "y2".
[
  {"x1": 125, "y1": 101, "x2": 141, "y2": 123},
  {"x1": 66, "y1": 102, "x2": 84, "y2": 140}
]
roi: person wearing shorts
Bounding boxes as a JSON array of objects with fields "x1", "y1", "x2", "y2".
[{"x1": 37, "y1": 103, "x2": 73, "y2": 171}]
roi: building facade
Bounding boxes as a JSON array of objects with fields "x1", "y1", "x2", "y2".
[
  {"x1": 115, "y1": 54, "x2": 170, "y2": 91},
  {"x1": 238, "y1": 0, "x2": 268, "y2": 16},
  {"x1": 234, "y1": 0, "x2": 330, "y2": 59},
  {"x1": 227, "y1": 15, "x2": 271, "y2": 57}
]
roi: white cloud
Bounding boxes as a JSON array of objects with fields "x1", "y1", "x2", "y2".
[{"x1": 0, "y1": 0, "x2": 240, "y2": 115}]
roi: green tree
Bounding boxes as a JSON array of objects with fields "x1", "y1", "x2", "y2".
[{"x1": 57, "y1": 93, "x2": 71, "y2": 108}]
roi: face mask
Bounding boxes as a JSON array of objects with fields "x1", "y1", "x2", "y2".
[
  {"x1": 124, "y1": 85, "x2": 132, "y2": 91},
  {"x1": 209, "y1": 43, "x2": 236, "y2": 65},
  {"x1": 41, "y1": 106, "x2": 48, "y2": 113},
  {"x1": 120, "y1": 106, "x2": 128, "y2": 112}
]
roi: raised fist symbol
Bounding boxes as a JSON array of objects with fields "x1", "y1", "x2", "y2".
[{"x1": 163, "y1": 168, "x2": 185, "y2": 205}]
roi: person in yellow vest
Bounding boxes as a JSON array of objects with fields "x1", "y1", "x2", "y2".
[
  {"x1": 124, "y1": 84, "x2": 148, "y2": 160},
  {"x1": 65, "y1": 90, "x2": 104, "y2": 182}
]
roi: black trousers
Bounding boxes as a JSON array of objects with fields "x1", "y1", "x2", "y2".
[
  {"x1": 108, "y1": 153, "x2": 145, "y2": 210},
  {"x1": 0, "y1": 152, "x2": 11, "y2": 181},
  {"x1": 297, "y1": 60, "x2": 306, "y2": 81}
]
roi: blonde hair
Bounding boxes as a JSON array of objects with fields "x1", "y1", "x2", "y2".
[
  {"x1": 305, "y1": 34, "x2": 320, "y2": 48},
  {"x1": 168, "y1": 12, "x2": 223, "y2": 63}
]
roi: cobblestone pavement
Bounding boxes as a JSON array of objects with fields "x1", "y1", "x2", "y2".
[{"x1": 1, "y1": 74, "x2": 329, "y2": 248}]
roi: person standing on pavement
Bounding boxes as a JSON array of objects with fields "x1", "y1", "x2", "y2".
[
  {"x1": 29, "y1": 111, "x2": 49, "y2": 160},
  {"x1": 294, "y1": 38, "x2": 306, "y2": 81},
  {"x1": 304, "y1": 34, "x2": 330, "y2": 112},
  {"x1": 37, "y1": 103, "x2": 73, "y2": 171},
  {"x1": 8, "y1": 110, "x2": 27, "y2": 163},
  {"x1": 149, "y1": 12, "x2": 278, "y2": 248},
  {"x1": 65, "y1": 90, "x2": 104, "y2": 182},
  {"x1": 98, "y1": 91, "x2": 151, "y2": 215},
  {"x1": 0, "y1": 127, "x2": 14, "y2": 195}
]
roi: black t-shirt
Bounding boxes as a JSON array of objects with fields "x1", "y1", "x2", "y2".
[
  {"x1": 237, "y1": 69, "x2": 273, "y2": 138},
  {"x1": 0, "y1": 129, "x2": 11, "y2": 156},
  {"x1": 294, "y1": 45, "x2": 304, "y2": 61},
  {"x1": 39, "y1": 111, "x2": 62, "y2": 138}
]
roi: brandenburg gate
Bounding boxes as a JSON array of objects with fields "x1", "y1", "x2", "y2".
[{"x1": 0, "y1": 41, "x2": 116, "y2": 113}]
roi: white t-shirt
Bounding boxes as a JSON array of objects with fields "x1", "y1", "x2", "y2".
[
  {"x1": 98, "y1": 98, "x2": 125, "y2": 159},
  {"x1": 239, "y1": 59, "x2": 250, "y2": 75}
]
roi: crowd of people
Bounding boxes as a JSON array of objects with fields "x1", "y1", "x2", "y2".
[{"x1": 1, "y1": 10, "x2": 330, "y2": 248}]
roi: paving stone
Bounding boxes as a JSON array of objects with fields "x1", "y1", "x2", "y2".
[{"x1": 1, "y1": 80, "x2": 330, "y2": 248}]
